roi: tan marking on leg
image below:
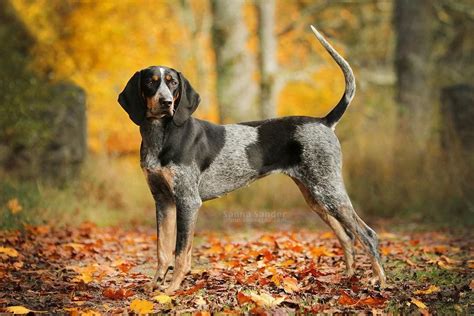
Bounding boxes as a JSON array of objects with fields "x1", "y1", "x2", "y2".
[
  {"x1": 327, "y1": 215, "x2": 355, "y2": 276},
  {"x1": 292, "y1": 178, "x2": 356, "y2": 276},
  {"x1": 164, "y1": 225, "x2": 196, "y2": 294},
  {"x1": 143, "y1": 167, "x2": 176, "y2": 290}
]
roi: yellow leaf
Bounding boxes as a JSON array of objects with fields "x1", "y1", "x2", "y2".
[
  {"x1": 411, "y1": 298, "x2": 428, "y2": 310},
  {"x1": 248, "y1": 291, "x2": 284, "y2": 307},
  {"x1": 64, "y1": 243, "x2": 85, "y2": 251},
  {"x1": 80, "y1": 310, "x2": 101, "y2": 316},
  {"x1": 5, "y1": 306, "x2": 32, "y2": 314},
  {"x1": 6, "y1": 198, "x2": 22, "y2": 214},
  {"x1": 414, "y1": 285, "x2": 440, "y2": 295},
  {"x1": 282, "y1": 277, "x2": 299, "y2": 293},
  {"x1": 467, "y1": 260, "x2": 474, "y2": 269},
  {"x1": 130, "y1": 299, "x2": 154, "y2": 314},
  {"x1": 320, "y1": 231, "x2": 335, "y2": 239},
  {"x1": 153, "y1": 294, "x2": 172, "y2": 304},
  {"x1": 0, "y1": 247, "x2": 19, "y2": 257}
]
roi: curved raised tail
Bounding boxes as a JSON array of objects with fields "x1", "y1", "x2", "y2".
[{"x1": 311, "y1": 25, "x2": 355, "y2": 129}]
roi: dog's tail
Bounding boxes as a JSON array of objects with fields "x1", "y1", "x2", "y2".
[{"x1": 311, "y1": 25, "x2": 355, "y2": 129}]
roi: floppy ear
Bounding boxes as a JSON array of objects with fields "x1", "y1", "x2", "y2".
[
  {"x1": 118, "y1": 71, "x2": 146, "y2": 126},
  {"x1": 173, "y1": 72, "x2": 201, "y2": 126}
]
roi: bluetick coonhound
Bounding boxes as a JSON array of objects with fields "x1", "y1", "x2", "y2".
[{"x1": 118, "y1": 26, "x2": 386, "y2": 293}]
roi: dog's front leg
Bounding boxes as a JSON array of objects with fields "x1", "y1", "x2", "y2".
[
  {"x1": 145, "y1": 170, "x2": 176, "y2": 291},
  {"x1": 164, "y1": 196, "x2": 201, "y2": 294},
  {"x1": 149, "y1": 199, "x2": 176, "y2": 291}
]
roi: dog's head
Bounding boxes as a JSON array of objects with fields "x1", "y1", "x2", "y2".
[{"x1": 118, "y1": 66, "x2": 200, "y2": 126}]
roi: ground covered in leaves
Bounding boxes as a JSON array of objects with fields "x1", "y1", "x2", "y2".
[{"x1": 0, "y1": 223, "x2": 473, "y2": 314}]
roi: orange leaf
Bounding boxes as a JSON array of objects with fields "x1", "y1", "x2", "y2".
[
  {"x1": 102, "y1": 287, "x2": 134, "y2": 299},
  {"x1": 338, "y1": 291, "x2": 358, "y2": 305},
  {"x1": 237, "y1": 292, "x2": 252, "y2": 305},
  {"x1": 310, "y1": 246, "x2": 334, "y2": 257},
  {"x1": 359, "y1": 296, "x2": 387, "y2": 307}
]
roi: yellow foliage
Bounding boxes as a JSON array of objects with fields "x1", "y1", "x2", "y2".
[
  {"x1": 10, "y1": 1, "x2": 352, "y2": 154},
  {"x1": 0, "y1": 247, "x2": 19, "y2": 257},
  {"x1": 130, "y1": 299, "x2": 154, "y2": 314}
]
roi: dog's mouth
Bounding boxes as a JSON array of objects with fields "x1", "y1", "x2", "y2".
[{"x1": 146, "y1": 108, "x2": 174, "y2": 119}]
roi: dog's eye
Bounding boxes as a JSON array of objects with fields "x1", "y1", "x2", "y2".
[{"x1": 172, "y1": 80, "x2": 178, "y2": 86}]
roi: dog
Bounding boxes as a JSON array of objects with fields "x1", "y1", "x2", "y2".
[{"x1": 118, "y1": 26, "x2": 386, "y2": 294}]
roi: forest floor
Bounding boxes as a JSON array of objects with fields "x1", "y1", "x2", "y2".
[{"x1": 0, "y1": 223, "x2": 472, "y2": 314}]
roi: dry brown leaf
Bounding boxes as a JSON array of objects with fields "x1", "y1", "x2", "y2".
[
  {"x1": 248, "y1": 291, "x2": 284, "y2": 307},
  {"x1": 282, "y1": 276, "x2": 299, "y2": 293}
]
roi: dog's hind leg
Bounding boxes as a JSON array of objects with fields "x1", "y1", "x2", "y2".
[
  {"x1": 299, "y1": 178, "x2": 386, "y2": 286},
  {"x1": 292, "y1": 178, "x2": 356, "y2": 277}
]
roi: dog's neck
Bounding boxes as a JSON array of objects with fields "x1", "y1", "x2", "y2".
[{"x1": 140, "y1": 118, "x2": 170, "y2": 169}]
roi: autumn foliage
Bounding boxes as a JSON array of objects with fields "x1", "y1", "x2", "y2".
[{"x1": 1, "y1": 223, "x2": 472, "y2": 313}]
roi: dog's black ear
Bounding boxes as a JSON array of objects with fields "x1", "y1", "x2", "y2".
[
  {"x1": 118, "y1": 71, "x2": 146, "y2": 126},
  {"x1": 173, "y1": 72, "x2": 201, "y2": 126}
]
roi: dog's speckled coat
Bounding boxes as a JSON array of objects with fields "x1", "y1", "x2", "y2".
[{"x1": 118, "y1": 26, "x2": 386, "y2": 293}]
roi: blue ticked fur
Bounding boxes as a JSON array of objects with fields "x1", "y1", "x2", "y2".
[{"x1": 118, "y1": 26, "x2": 386, "y2": 294}]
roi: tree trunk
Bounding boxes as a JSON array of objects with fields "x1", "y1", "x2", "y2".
[
  {"x1": 256, "y1": 0, "x2": 278, "y2": 119},
  {"x1": 394, "y1": 0, "x2": 433, "y2": 141},
  {"x1": 210, "y1": 0, "x2": 256, "y2": 122}
]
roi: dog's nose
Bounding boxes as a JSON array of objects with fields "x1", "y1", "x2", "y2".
[{"x1": 160, "y1": 99, "x2": 173, "y2": 108}]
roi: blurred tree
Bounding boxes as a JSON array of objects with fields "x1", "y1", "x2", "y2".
[
  {"x1": 256, "y1": 0, "x2": 277, "y2": 119},
  {"x1": 394, "y1": 0, "x2": 434, "y2": 142},
  {"x1": 210, "y1": 0, "x2": 256, "y2": 122},
  {"x1": 0, "y1": 0, "x2": 86, "y2": 182}
]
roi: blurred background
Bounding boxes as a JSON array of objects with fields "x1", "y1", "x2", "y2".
[{"x1": 0, "y1": 0, "x2": 473, "y2": 230}]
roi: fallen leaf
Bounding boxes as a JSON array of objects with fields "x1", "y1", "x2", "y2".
[
  {"x1": 80, "y1": 310, "x2": 101, "y2": 316},
  {"x1": 414, "y1": 285, "x2": 440, "y2": 295},
  {"x1": 248, "y1": 291, "x2": 284, "y2": 307},
  {"x1": 359, "y1": 296, "x2": 387, "y2": 307},
  {"x1": 153, "y1": 294, "x2": 172, "y2": 304},
  {"x1": 320, "y1": 231, "x2": 335, "y2": 239},
  {"x1": 5, "y1": 306, "x2": 32, "y2": 314},
  {"x1": 469, "y1": 279, "x2": 474, "y2": 291},
  {"x1": 411, "y1": 298, "x2": 428, "y2": 310},
  {"x1": 282, "y1": 277, "x2": 299, "y2": 293},
  {"x1": 338, "y1": 291, "x2": 358, "y2": 305},
  {"x1": 309, "y1": 246, "x2": 334, "y2": 257},
  {"x1": 237, "y1": 292, "x2": 252, "y2": 305},
  {"x1": 0, "y1": 247, "x2": 19, "y2": 257},
  {"x1": 102, "y1": 287, "x2": 134, "y2": 299},
  {"x1": 6, "y1": 198, "x2": 22, "y2": 214},
  {"x1": 130, "y1": 299, "x2": 154, "y2": 314},
  {"x1": 80, "y1": 311, "x2": 101, "y2": 316}
]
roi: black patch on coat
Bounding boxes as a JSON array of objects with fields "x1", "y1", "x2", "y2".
[
  {"x1": 158, "y1": 118, "x2": 226, "y2": 172},
  {"x1": 241, "y1": 116, "x2": 318, "y2": 175}
]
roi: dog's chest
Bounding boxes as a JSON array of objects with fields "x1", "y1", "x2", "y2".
[{"x1": 198, "y1": 125, "x2": 259, "y2": 200}]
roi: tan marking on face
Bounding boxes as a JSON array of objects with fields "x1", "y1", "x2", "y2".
[
  {"x1": 152, "y1": 75, "x2": 160, "y2": 81},
  {"x1": 146, "y1": 95, "x2": 159, "y2": 110},
  {"x1": 165, "y1": 74, "x2": 172, "y2": 81}
]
